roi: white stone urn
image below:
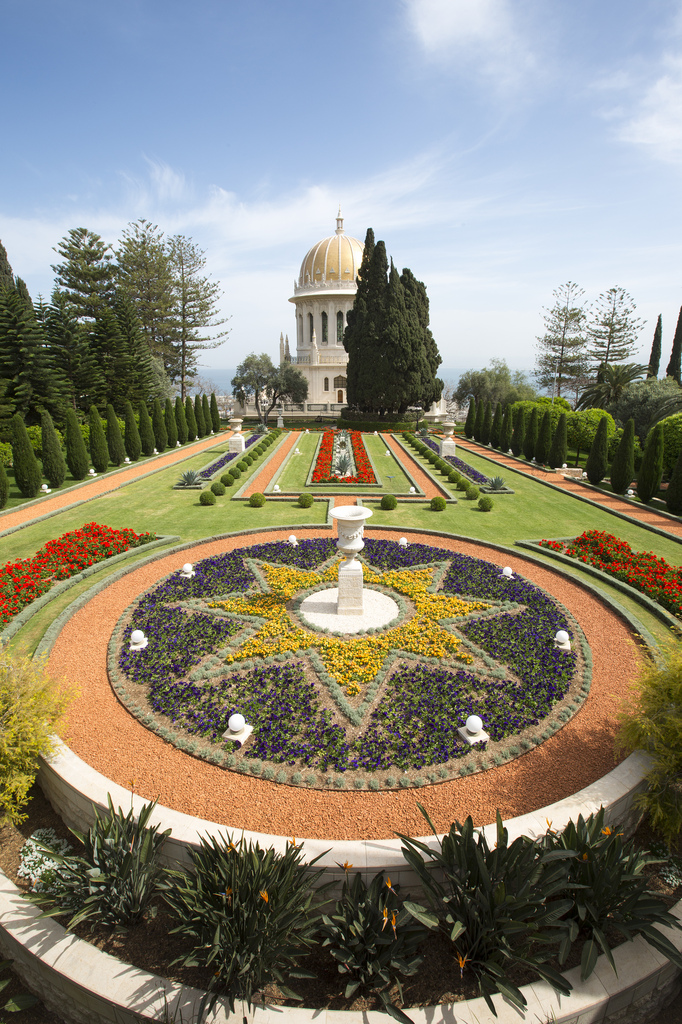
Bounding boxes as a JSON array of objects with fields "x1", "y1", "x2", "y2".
[
  {"x1": 229, "y1": 418, "x2": 243, "y2": 434},
  {"x1": 442, "y1": 422, "x2": 455, "y2": 437},
  {"x1": 329, "y1": 506, "x2": 373, "y2": 615}
]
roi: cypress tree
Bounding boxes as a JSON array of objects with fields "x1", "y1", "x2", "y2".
[
  {"x1": 185, "y1": 396, "x2": 197, "y2": 441},
  {"x1": 0, "y1": 461, "x2": 8, "y2": 508},
  {"x1": 548, "y1": 413, "x2": 568, "y2": 470},
  {"x1": 510, "y1": 407, "x2": 525, "y2": 457},
  {"x1": 637, "y1": 422, "x2": 664, "y2": 504},
  {"x1": 165, "y1": 398, "x2": 178, "y2": 448},
  {"x1": 473, "y1": 398, "x2": 485, "y2": 440},
  {"x1": 138, "y1": 402, "x2": 155, "y2": 456},
  {"x1": 585, "y1": 415, "x2": 609, "y2": 485},
  {"x1": 648, "y1": 315, "x2": 662, "y2": 378},
  {"x1": 523, "y1": 407, "x2": 539, "y2": 461},
  {"x1": 40, "y1": 409, "x2": 66, "y2": 488},
  {"x1": 490, "y1": 402, "x2": 503, "y2": 449},
  {"x1": 88, "y1": 405, "x2": 110, "y2": 473},
  {"x1": 535, "y1": 410, "x2": 552, "y2": 465},
  {"x1": 106, "y1": 404, "x2": 126, "y2": 465},
  {"x1": 124, "y1": 400, "x2": 141, "y2": 461},
  {"x1": 202, "y1": 393, "x2": 211, "y2": 434},
  {"x1": 194, "y1": 393, "x2": 206, "y2": 437},
  {"x1": 210, "y1": 392, "x2": 221, "y2": 433},
  {"x1": 175, "y1": 396, "x2": 188, "y2": 444},
  {"x1": 666, "y1": 445, "x2": 682, "y2": 514},
  {"x1": 65, "y1": 407, "x2": 89, "y2": 479},
  {"x1": 666, "y1": 307, "x2": 682, "y2": 383},
  {"x1": 0, "y1": 240, "x2": 15, "y2": 292},
  {"x1": 500, "y1": 405, "x2": 513, "y2": 452},
  {"x1": 610, "y1": 419, "x2": 635, "y2": 494},
  {"x1": 464, "y1": 398, "x2": 475, "y2": 439},
  {"x1": 480, "y1": 400, "x2": 493, "y2": 445},
  {"x1": 11, "y1": 412, "x2": 41, "y2": 497},
  {"x1": 152, "y1": 398, "x2": 167, "y2": 451}
]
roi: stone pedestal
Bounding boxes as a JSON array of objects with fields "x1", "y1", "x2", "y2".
[
  {"x1": 329, "y1": 506, "x2": 373, "y2": 616},
  {"x1": 277, "y1": 409, "x2": 284, "y2": 428},
  {"x1": 439, "y1": 422, "x2": 456, "y2": 458},
  {"x1": 337, "y1": 559, "x2": 364, "y2": 615},
  {"x1": 229, "y1": 434, "x2": 245, "y2": 454}
]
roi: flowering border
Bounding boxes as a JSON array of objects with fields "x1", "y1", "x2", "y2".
[{"x1": 309, "y1": 430, "x2": 377, "y2": 485}]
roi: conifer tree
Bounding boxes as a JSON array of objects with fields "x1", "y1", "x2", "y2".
[
  {"x1": 510, "y1": 407, "x2": 525, "y2": 456},
  {"x1": 106, "y1": 404, "x2": 126, "y2": 465},
  {"x1": 124, "y1": 401, "x2": 141, "y2": 461},
  {"x1": 114, "y1": 293, "x2": 156, "y2": 406},
  {"x1": 500, "y1": 405, "x2": 513, "y2": 451},
  {"x1": 152, "y1": 398, "x2": 167, "y2": 451},
  {"x1": 89, "y1": 307, "x2": 130, "y2": 411},
  {"x1": 202, "y1": 393, "x2": 211, "y2": 434},
  {"x1": 88, "y1": 406, "x2": 109, "y2": 473},
  {"x1": 344, "y1": 228, "x2": 375, "y2": 409},
  {"x1": 0, "y1": 460, "x2": 8, "y2": 508},
  {"x1": 666, "y1": 445, "x2": 682, "y2": 515},
  {"x1": 587, "y1": 287, "x2": 645, "y2": 370},
  {"x1": 490, "y1": 402, "x2": 503, "y2": 448},
  {"x1": 481, "y1": 400, "x2": 493, "y2": 445},
  {"x1": 11, "y1": 413, "x2": 41, "y2": 497},
  {"x1": 40, "y1": 410, "x2": 66, "y2": 488},
  {"x1": 610, "y1": 418, "x2": 635, "y2": 494},
  {"x1": 464, "y1": 397, "x2": 475, "y2": 439},
  {"x1": 138, "y1": 402, "x2": 155, "y2": 456},
  {"x1": 164, "y1": 398, "x2": 178, "y2": 448},
  {"x1": 194, "y1": 393, "x2": 206, "y2": 437},
  {"x1": 637, "y1": 422, "x2": 664, "y2": 504},
  {"x1": 46, "y1": 291, "x2": 102, "y2": 412},
  {"x1": 474, "y1": 399, "x2": 485, "y2": 440},
  {"x1": 648, "y1": 315, "x2": 662, "y2": 378},
  {"x1": 210, "y1": 392, "x2": 221, "y2": 433},
  {"x1": 65, "y1": 407, "x2": 89, "y2": 479},
  {"x1": 523, "y1": 407, "x2": 539, "y2": 461},
  {"x1": 175, "y1": 396, "x2": 188, "y2": 444},
  {"x1": 0, "y1": 288, "x2": 66, "y2": 421},
  {"x1": 548, "y1": 412, "x2": 568, "y2": 470},
  {"x1": 51, "y1": 227, "x2": 116, "y2": 320},
  {"x1": 535, "y1": 282, "x2": 587, "y2": 396},
  {"x1": 666, "y1": 307, "x2": 682, "y2": 384},
  {"x1": 585, "y1": 415, "x2": 609, "y2": 485},
  {"x1": 0, "y1": 240, "x2": 15, "y2": 292},
  {"x1": 185, "y1": 395, "x2": 197, "y2": 441},
  {"x1": 535, "y1": 409, "x2": 552, "y2": 465}
]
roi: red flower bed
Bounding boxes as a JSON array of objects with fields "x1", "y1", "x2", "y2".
[
  {"x1": 0, "y1": 522, "x2": 156, "y2": 626},
  {"x1": 539, "y1": 530, "x2": 682, "y2": 618},
  {"x1": 311, "y1": 430, "x2": 376, "y2": 484}
]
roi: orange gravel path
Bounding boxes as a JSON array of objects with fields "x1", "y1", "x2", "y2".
[
  {"x1": 48, "y1": 528, "x2": 643, "y2": 841},
  {"x1": 383, "y1": 433, "x2": 448, "y2": 498},
  {"x1": 455, "y1": 436, "x2": 682, "y2": 539},
  {"x1": 242, "y1": 431, "x2": 301, "y2": 497},
  {"x1": 0, "y1": 432, "x2": 230, "y2": 535}
]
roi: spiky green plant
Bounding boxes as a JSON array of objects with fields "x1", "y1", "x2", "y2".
[{"x1": 177, "y1": 469, "x2": 201, "y2": 486}]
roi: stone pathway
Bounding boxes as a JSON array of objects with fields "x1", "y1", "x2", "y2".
[
  {"x1": 242, "y1": 430, "x2": 300, "y2": 497},
  {"x1": 455, "y1": 435, "x2": 682, "y2": 540},
  {"x1": 383, "y1": 433, "x2": 447, "y2": 498}
]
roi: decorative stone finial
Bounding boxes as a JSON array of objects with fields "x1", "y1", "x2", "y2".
[{"x1": 336, "y1": 207, "x2": 344, "y2": 234}]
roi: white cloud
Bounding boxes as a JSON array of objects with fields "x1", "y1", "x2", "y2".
[
  {"x1": 402, "y1": 0, "x2": 536, "y2": 87},
  {"x1": 616, "y1": 54, "x2": 682, "y2": 163}
]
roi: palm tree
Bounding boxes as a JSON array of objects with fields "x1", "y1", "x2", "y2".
[{"x1": 576, "y1": 363, "x2": 648, "y2": 410}]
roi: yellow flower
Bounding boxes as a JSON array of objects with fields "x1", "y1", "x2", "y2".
[{"x1": 260, "y1": 889, "x2": 269, "y2": 902}]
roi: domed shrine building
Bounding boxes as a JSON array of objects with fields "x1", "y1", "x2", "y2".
[{"x1": 278, "y1": 210, "x2": 363, "y2": 416}]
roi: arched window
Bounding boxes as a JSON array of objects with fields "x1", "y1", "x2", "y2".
[
  {"x1": 321, "y1": 311, "x2": 328, "y2": 344},
  {"x1": 337, "y1": 310, "x2": 344, "y2": 343},
  {"x1": 323, "y1": 377, "x2": 329, "y2": 391},
  {"x1": 308, "y1": 312, "x2": 314, "y2": 344},
  {"x1": 334, "y1": 375, "x2": 347, "y2": 389},
  {"x1": 298, "y1": 315, "x2": 303, "y2": 345}
]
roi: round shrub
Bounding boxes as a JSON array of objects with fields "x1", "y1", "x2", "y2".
[
  {"x1": 430, "y1": 496, "x2": 447, "y2": 511},
  {"x1": 199, "y1": 490, "x2": 216, "y2": 506},
  {"x1": 230, "y1": 466, "x2": 241, "y2": 479},
  {"x1": 211, "y1": 481, "x2": 226, "y2": 496},
  {"x1": 380, "y1": 494, "x2": 397, "y2": 510},
  {"x1": 221, "y1": 472, "x2": 235, "y2": 487},
  {"x1": 244, "y1": 455, "x2": 254, "y2": 465},
  {"x1": 448, "y1": 470, "x2": 461, "y2": 483},
  {"x1": 427, "y1": 452, "x2": 439, "y2": 465},
  {"x1": 237, "y1": 461, "x2": 249, "y2": 472},
  {"x1": 465, "y1": 485, "x2": 480, "y2": 500},
  {"x1": 456, "y1": 480, "x2": 468, "y2": 491},
  {"x1": 478, "y1": 495, "x2": 494, "y2": 512},
  {"x1": 249, "y1": 492, "x2": 266, "y2": 508},
  {"x1": 298, "y1": 492, "x2": 314, "y2": 508}
]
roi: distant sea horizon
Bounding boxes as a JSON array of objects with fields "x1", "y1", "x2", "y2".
[{"x1": 200, "y1": 367, "x2": 478, "y2": 395}]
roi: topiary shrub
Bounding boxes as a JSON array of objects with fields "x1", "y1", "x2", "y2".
[
  {"x1": 478, "y1": 495, "x2": 494, "y2": 512},
  {"x1": 230, "y1": 466, "x2": 242, "y2": 479},
  {"x1": 194, "y1": 394, "x2": 206, "y2": 437},
  {"x1": 65, "y1": 408, "x2": 89, "y2": 480},
  {"x1": 210, "y1": 392, "x2": 221, "y2": 433},
  {"x1": 298, "y1": 492, "x2": 313, "y2": 508},
  {"x1": 221, "y1": 472, "x2": 235, "y2": 487},
  {"x1": 151, "y1": 399, "x2": 167, "y2": 453},
  {"x1": 380, "y1": 494, "x2": 397, "y2": 510},
  {"x1": 106, "y1": 404, "x2": 126, "y2": 466},
  {"x1": 249, "y1": 492, "x2": 266, "y2": 507},
  {"x1": 138, "y1": 403, "x2": 155, "y2": 457},
  {"x1": 41, "y1": 410, "x2": 66, "y2": 488},
  {"x1": 430, "y1": 495, "x2": 446, "y2": 511},
  {"x1": 10, "y1": 413, "x2": 41, "y2": 499},
  {"x1": 637, "y1": 422, "x2": 664, "y2": 504},
  {"x1": 237, "y1": 461, "x2": 248, "y2": 472},
  {"x1": 185, "y1": 396, "x2": 197, "y2": 442},
  {"x1": 211, "y1": 481, "x2": 226, "y2": 496},
  {"x1": 202, "y1": 394, "x2": 211, "y2": 434},
  {"x1": 585, "y1": 415, "x2": 609, "y2": 485},
  {"x1": 244, "y1": 454, "x2": 254, "y2": 465},
  {"x1": 199, "y1": 490, "x2": 216, "y2": 505},
  {"x1": 465, "y1": 485, "x2": 480, "y2": 500},
  {"x1": 175, "y1": 396, "x2": 189, "y2": 445},
  {"x1": 456, "y1": 480, "x2": 467, "y2": 491},
  {"x1": 165, "y1": 398, "x2": 179, "y2": 449},
  {"x1": 124, "y1": 401, "x2": 142, "y2": 462},
  {"x1": 448, "y1": 470, "x2": 461, "y2": 483},
  {"x1": 0, "y1": 462, "x2": 8, "y2": 509}
]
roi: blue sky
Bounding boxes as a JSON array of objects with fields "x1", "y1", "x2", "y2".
[{"x1": 2, "y1": 0, "x2": 682, "y2": 389}]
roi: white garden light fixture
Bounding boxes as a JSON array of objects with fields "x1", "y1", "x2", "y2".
[
  {"x1": 223, "y1": 711, "x2": 253, "y2": 745},
  {"x1": 500, "y1": 566, "x2": 514, "y2": 579},
  {"x1": 288, "y1": 535, "x2": 298, "y2": 546},
  {"x1": 273, "y1": 484, "x2": 280, "y2": 492},
  {"x1": 554, "y1": 629, "x2": 571, "y2": 651},
  {"x1": 457, "y1": 713, "x2": 489, "y2": 746},
  {"x1": 180, "y1": 563, "x2": 195, "y2": 578},
  {"x1": 129, "y1": 629, "x2": 148, "y2": 650},
  {"x1": 398, "y1": 537, "x2": 408, "y2": 547}
]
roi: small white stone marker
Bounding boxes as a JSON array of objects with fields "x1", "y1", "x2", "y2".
[
  {"x1": 129, "y1": 629, "x2": 148, "y2": 650},
  {"x1": 582, "y1": 471, "x2": 587, "y2": 479},
  {"x1": 554, "y1": 629, "x2": 571, "y2": 652},
  {"x1": 627, "y1": 488, "x2": 634, "y2": 496},
  {"x1": 457, "y1": 714, "x2": 489, "y2": 746},
  {"x1": 88, "y1": 468, "x2": 96, "y2": 476},
  {"x1": 305, "y1": 428, "x2": 309, "y2": 433},
  {"x1": 374, "y1": 430, "x2": 378, "y2": 435},
  {"x1": 223, "y1": 712, "x2": 253, "y2": 746},
  {"x1": 176, "y1": 441, "x2": 181, "y2": 447},
  {"x1": 295, "y1": 447, "x2": 300, "y2": 454},
  {"x1": 180, "y1": 563, "x2": 195, "y2": 578},
  {"x1": 500, "y1": 566, "x2": 514, "y2": 579},
  {"x1": 288, "y1": 535, "x2": 298, "y2": 546},
  {"x1": 153, "y1": 448, "x2": 158, "y2": 454},
  {"x1": 409, "y1": 486, "x2": 416, "y2": 494},
  {"x1": 385, "y1": 450, "x2": 391, "y2": 457},
  {"x1": 273, "y1": 484, "x2": 280, "y2": 492},
  {"x1": 124, "y1": 457, "x2": 130, "y2": 463},
  {"x1": 508, "y1": 449, "x2": 513, "y2": 455}
]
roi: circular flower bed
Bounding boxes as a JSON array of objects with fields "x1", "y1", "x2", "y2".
[{"x1": 109, "y1": 540, "x2": 589, "y2": 789}]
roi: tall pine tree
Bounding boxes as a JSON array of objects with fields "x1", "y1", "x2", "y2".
[
  {"x1": 666, "y1": 306, "x2": 682, "y2": 383},
  {"x1": 637, "y1": 422, "x2": 664, "y2": 504},
  {"x1": 610, "y1": 419, "x2": 635, "y2": 494},
  {"x1": 585, "y1": 415, "x2": 609, "y2": 485},
  {"x1": 648, "y1": 315, "x2": 662, "y2": 378},
  {"x1": 51, "y1": 228, "x2": 117, "y2": 320}
]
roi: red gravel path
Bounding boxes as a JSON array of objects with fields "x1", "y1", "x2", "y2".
[
  {"x1": 242, "y1": 431, "x2": 301, "y2": 497},
  {"x1": 47, "y1": 528, "x2": 643, "y2": 841}
]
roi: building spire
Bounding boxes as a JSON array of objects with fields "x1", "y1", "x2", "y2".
[{"x1": 335, "y1": 206, "x2": 344, "y2": 235}]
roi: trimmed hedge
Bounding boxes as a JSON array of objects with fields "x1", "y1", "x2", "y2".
[
  {"x1": 199, "y1": 490, "x2": 216, "y2": 506},
  {"x1": 249, "y1": 492, "x2": 266, "y2": 507},
  {"x1": 380, "y1": 494, "x2": 397, "y2": 510}
]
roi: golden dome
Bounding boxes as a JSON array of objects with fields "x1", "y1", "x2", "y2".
[{"x1": 297, "y1": 212, "x2": 364, "y2": 290}]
